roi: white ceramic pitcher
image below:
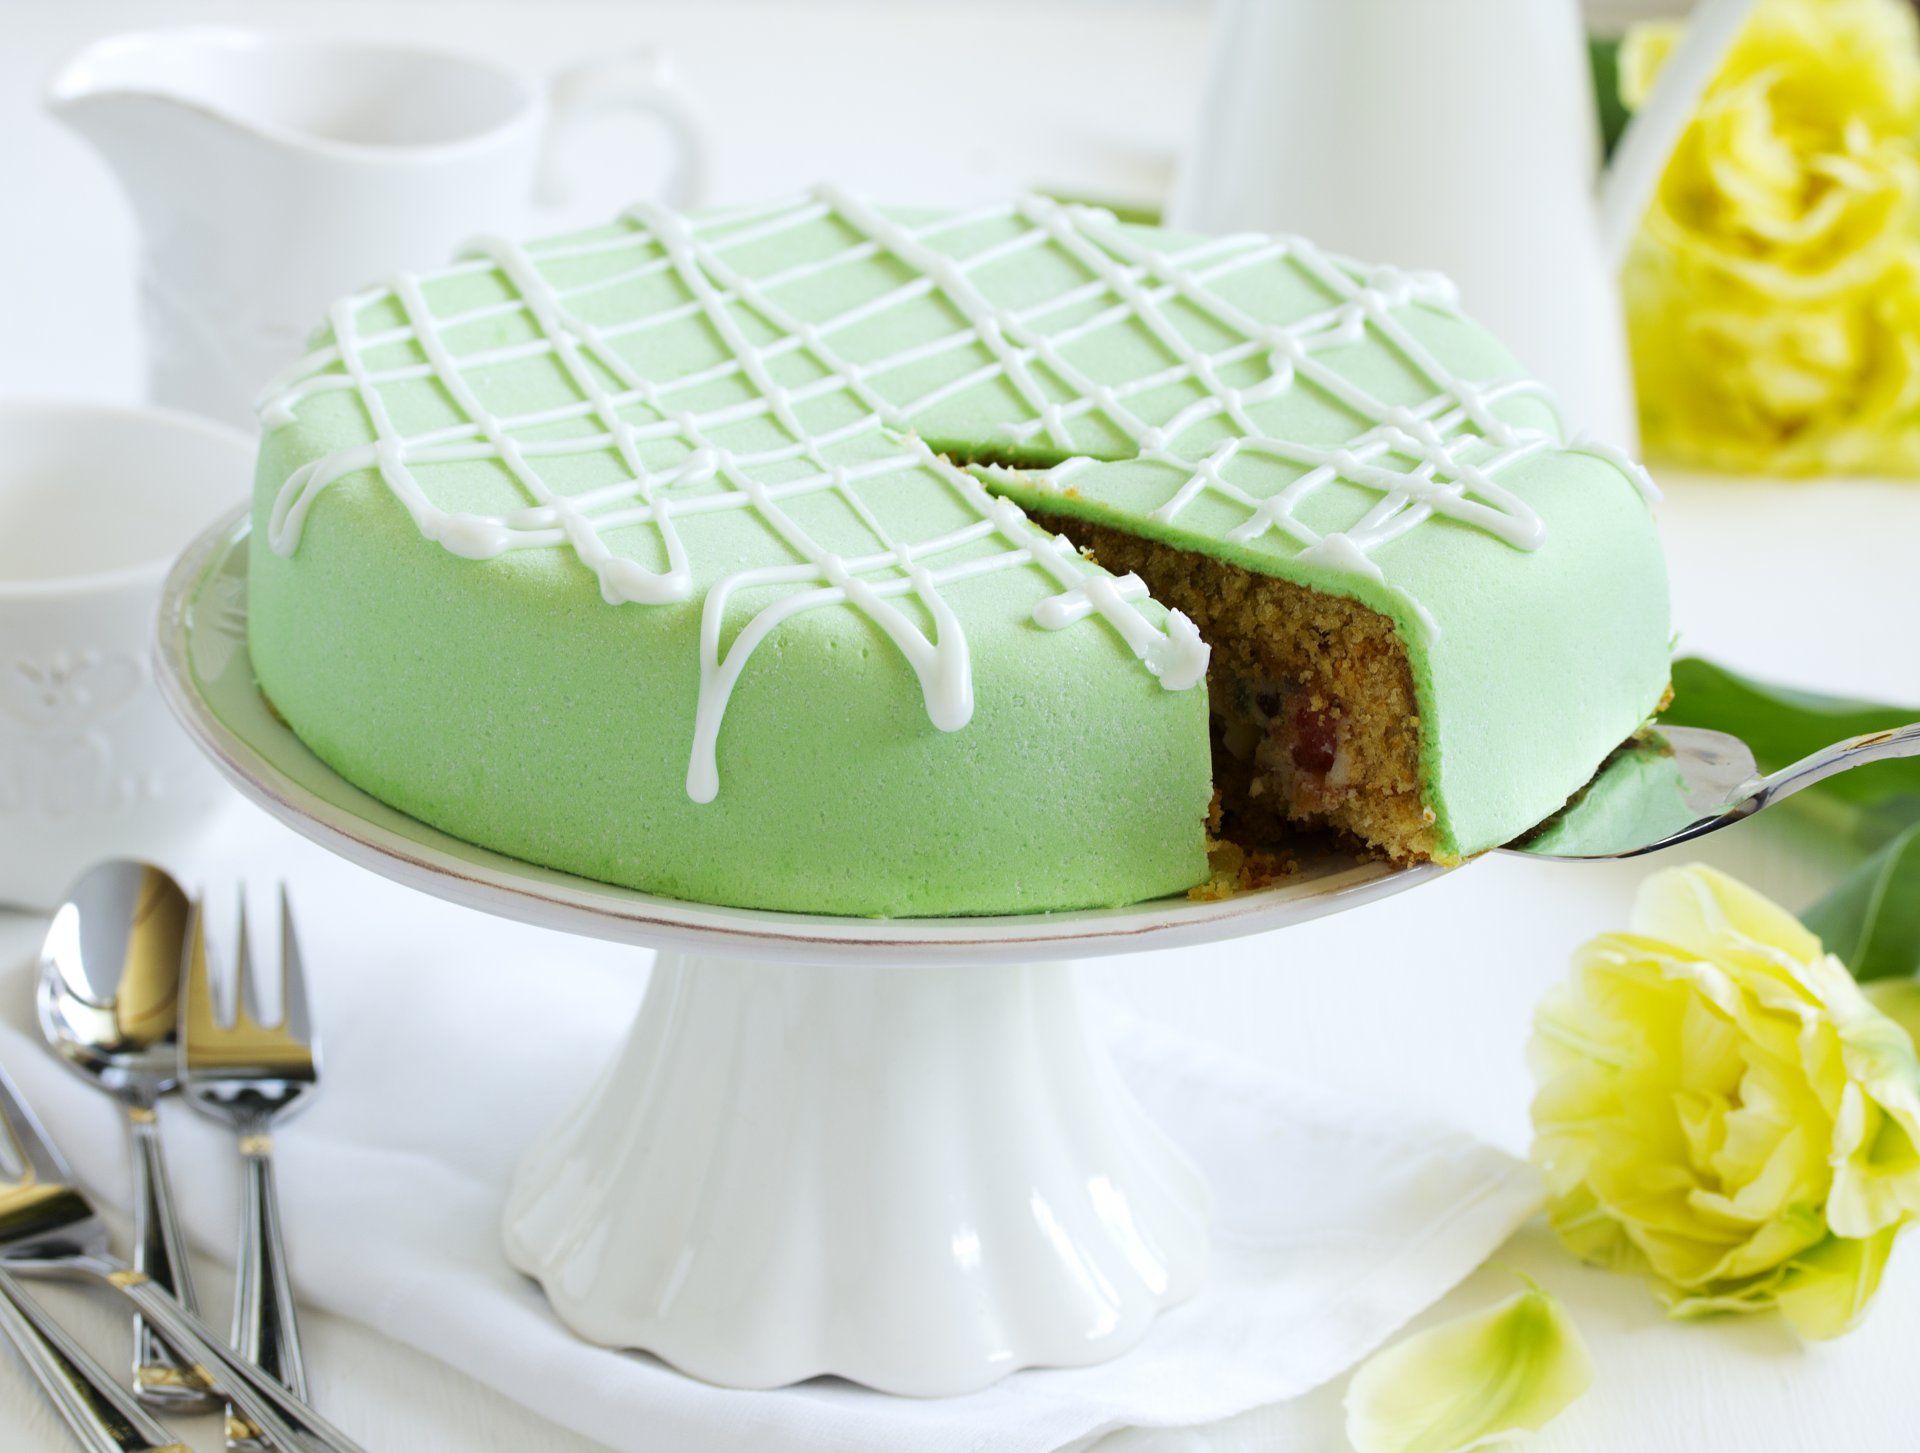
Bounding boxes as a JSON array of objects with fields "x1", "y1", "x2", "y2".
[
  {"x1": 1168, "y1": 0, "x2": 1756, "y2": 446},
  {"x1": 49, "y1": 27, "x2": 708, "y2": 430}
]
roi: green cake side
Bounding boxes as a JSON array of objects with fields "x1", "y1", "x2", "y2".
[
  {"x1": 247, "y1": 190, "x2": 1671, "y2": 915},
  {"x1": 247, "y1": 423, "x2": 1213, "y2": 916}
]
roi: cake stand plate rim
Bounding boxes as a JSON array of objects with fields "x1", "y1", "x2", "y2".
[{"x1": 155, "y1": 507, "x2": 1448, "y2": 965}]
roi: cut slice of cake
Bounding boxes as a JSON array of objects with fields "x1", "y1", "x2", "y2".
[
  {"x1": 244, "y1": 190, "x2": 1670, "y2": 915},
  {"x1": 1028, "y1": 513, "x2": 1433, "y2": 864}
]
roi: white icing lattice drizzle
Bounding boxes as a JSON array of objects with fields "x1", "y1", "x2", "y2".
[{"x1": 259, "y1": 188, "x2": 1657, "y2": 802}]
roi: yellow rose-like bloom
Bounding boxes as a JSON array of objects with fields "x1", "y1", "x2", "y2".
[
  {"x1": 1529, "y1": 864, "x2": 1920, "y2": 1337},
  {"x1": 1622, "y1": 0, "x2": 1920, "y2": 474}
]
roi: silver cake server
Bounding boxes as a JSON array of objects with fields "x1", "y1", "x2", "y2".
[{"x1": 1503, "y1": 722, "x2": 1920, "y2": 860}]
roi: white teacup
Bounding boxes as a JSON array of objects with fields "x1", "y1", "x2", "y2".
[{"x1": 0, "y1": 399, "x2": 251, "y2": 909}]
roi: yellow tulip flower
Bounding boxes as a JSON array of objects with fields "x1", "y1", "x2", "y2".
[
  {"x1": 1529, "y1": 864, "x2": 1920, "y2": 1337},
  {"x1": 1622, "y1": 0, "x2": 1920, "y2": 474}
]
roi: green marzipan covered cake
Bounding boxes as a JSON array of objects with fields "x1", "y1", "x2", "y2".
[{"x1": 244, "y1": 188, "x2": 1671, "y2": 916}]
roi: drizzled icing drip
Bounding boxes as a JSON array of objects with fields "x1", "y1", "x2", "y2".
[
  {"x1": 1566, "y1": 432, "x2": 1662, "y2": 504},
  {"x1": 259, "y1": 188, "x2": 1655, "y2": 802}
]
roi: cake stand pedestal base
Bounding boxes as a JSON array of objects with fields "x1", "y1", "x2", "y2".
[
  {"x1": 162, "y1": 511, "x2": 1442, "y2": 1400},
  {"x1": 501, "y1": 952, "x2": 1212, "y2": 1395}
]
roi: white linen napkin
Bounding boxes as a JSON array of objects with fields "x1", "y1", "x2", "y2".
[{"x1": 0, "y1": 802, "x2": 1541, "y2": 1453}]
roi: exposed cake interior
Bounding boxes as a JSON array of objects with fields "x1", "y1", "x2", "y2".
[{"x1": 1027, "y1": 509, "x2": 1439, "y2": 869}]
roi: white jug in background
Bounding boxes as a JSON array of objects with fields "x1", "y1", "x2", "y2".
[
  {"x1": 1169, "y1": 0, "x2": 1755, "y2": 448},
  {"x1": 49, "y1": 27, "x2": 708, "y2": 431}
]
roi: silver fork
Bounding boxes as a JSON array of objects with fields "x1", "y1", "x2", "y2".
[
  {"x1": 0, "y1": 1060, "x2": 364, "y2": 1453},
  {"x1": 181, "y1": 888, "x2": 319, "y2": 1451}
]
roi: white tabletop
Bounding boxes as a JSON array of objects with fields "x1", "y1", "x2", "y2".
[{"x1": 4, "y1": 2, "x2": 1918, "y2": 1449}]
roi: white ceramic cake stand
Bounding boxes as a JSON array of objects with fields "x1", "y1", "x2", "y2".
[{"x1": 155, "y1": 510, "x2": 1443, "y2": 1396}]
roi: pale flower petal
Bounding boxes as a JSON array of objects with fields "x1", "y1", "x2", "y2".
[
  {"x1": 1827, "y1": 979, "x2": 1920, "y2": 1234},
  {"x1": 1669, "y1": 1228, "x2": 1901, "y2": 1339},
  {"x1": 1772, "y1": 1227, "x2": 1898, "y2": 1339},
  {"x1": 1634, "y1": 863, "x2": 1824, "y2": 966},
  {"x1": 1619, "y1": 22, "x2": 1682, "y2": 110},
  {"x1": 1862, "y1": 978, "x2": 1920, "y2": 1047},
  {"x1": 1345, "y1": 1281, "x2": 1593, "y2": 1453}
]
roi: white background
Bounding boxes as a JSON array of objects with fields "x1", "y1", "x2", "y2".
[{"x1": 3, "y1": 1, "x2": 1916, "y2": 1449}]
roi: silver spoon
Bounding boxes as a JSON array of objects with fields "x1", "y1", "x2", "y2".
[
  {"x1": 1504, "y1": 722, "x2": 1920, "y2": 859},
  {"x1": 36, "y1": 861, "x2": 219, "y2": 1412}
]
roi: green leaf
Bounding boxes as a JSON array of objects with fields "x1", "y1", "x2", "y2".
[
  {"x1": 1662, "y1": 657, "x2": 1920, "y2": 814},
  {"x1": 1803, "y1": 821, "x2": 1920, "y2": 982},
  {"x1": 1344, "y1": 1278, "x2": 1593, "y2": 1453},
  {"x1": 1590, "y1": 36, "x2": 1632, "y2": 161},
  {"x1": 1849, "y1": 794, "x2": 1920, "y2": 851}
]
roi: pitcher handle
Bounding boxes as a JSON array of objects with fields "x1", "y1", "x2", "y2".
[
  {"x1": 1597, "y1": 0, "x2": 1757, "y2": 266},
  {"x1": 537, "y1": 49, "x2": 706, "y2": 212}
]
